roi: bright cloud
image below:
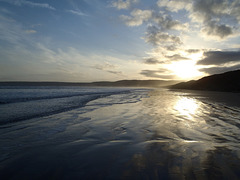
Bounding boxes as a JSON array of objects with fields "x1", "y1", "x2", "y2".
[
  {"x1": 66, "y1": 10, "x2": 88, "y2": 17},
  {"x1": 157, "y1": 0, "x2": 192, "y2": 12},
  {"x1": 112, "y1": 0, "x2": 138, "y2": 10},
  {"x1": 120, "y1": 9, "x2": 152, "y2": 26},
  {"x1": 140, "y1": 69, "x2": 176, "y2": 79},
  {"x1": 1, "y1": 0, "x2": 55, "y2": 10}
]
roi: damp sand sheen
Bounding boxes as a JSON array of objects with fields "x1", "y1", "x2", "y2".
[{"x1": 0, "y1": 86, "x2": 240, "y2": 179}]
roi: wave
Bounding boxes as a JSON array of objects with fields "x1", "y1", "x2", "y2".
[
  {"x1": 0, "y1": 89, "x2": 131, "y2": 105},
  {"x1": 0, "y1": 88, "x2": 148, "y2": 125},
  {"x1": 0, "y1": 94, "x2": 103, "y2": 125}
]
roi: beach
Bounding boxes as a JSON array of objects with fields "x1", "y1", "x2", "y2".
[{"x1": 0, "y1": 87, "x2": 240, "y2": 179}]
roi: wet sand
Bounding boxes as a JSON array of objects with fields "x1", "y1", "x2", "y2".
[{"x1": 0, "y1": 88, "x2": 240, "y2": 179}]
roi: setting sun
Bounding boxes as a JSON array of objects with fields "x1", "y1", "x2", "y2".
[{"x1": 166, "y1": 60, "x2": 203, "y2": 80}]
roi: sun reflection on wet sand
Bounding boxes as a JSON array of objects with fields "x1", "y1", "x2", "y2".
[
  {"x1": 174, "y1": 97, "x2": 199, "y2": 119},
  {"x1": 1, "y1": 89, "x2": 240, "y2": 179}
]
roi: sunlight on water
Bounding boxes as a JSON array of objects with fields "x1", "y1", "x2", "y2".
[
  {"x1": 1, "y1": 88, "x2": 240, "y2": 179},
  {"x1": 174, "y1": 97, "x2": 199, "y2": 119}
]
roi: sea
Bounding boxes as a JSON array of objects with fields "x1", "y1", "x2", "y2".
[{"x1": 0, "y1": 86, "x2": 240, "y2": 179}]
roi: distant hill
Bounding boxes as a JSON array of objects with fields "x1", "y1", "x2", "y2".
[
  {"x1": 0, "y1": 80, "x2": 180, "y2": 87},
  {"x1": 171, "y1": 70, "x2": 240, "y2": 92}
]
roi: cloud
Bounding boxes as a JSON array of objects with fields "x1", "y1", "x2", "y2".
[
  {"x1": 93, "y1": 62, "x2": 122, "y2": 75},
  {"x1": 144, "y1": 57, "x2": 162, "y2": 64},
  {"x1": 2, "y1": 0, "x2": 55, "y2": 10},
  {"x1": 165, "y1": 54, "x2": 189, "y2": 61},
  {"x1": 111, "y1": 0, "x2": 138, "y2": 10},
  {"x1": 190, "y1": 0, "x2": 237, "y2": 23},
  {"x1": 153, "y1": 12, "x2": 188, "y2": 31},
  {"x1": 197, "y1": 51, "x2": 240, "y2": 65},
  {"x1": 121, "y1": 8, "x2": 187, "y2": 30},
  {"x1": 66, "y1": 10, "x2": 88, "y2": 17},
  {"x1": 145, "y1": 25, "x2": 182, "y2": 46},
  {"x1": 201, "y1": 21, "x2": 233, "y2": 39},
  {"x1": 140, "y1": 69, "x2": 176, "y2": 79},
  {"x1": 185, "y1": 49, "x2": 201, "y2": 54},
  {"x1": 191, "y1": 0, "x2": 240, "y2": 40},
  {"x1": 157, "y1": 0, "x2": 192, "y2": 12},
  {"x1": 143, "y1": 46, "x2": 187, "y2": 67},
  {"x1": 158, "y1": 16, "x2": 188, "y2": 31},
  {"x1": 158, "y1": 0, "x2": 239, "y2": 25},
  {"x1": 200, "y1": 64, "x2": 240, "y2": 75},
  {"x1": 120, "y1": 9, "x2": 152, "y2": 26},
  {"x1": 112, "y1": 0, "x2": 240, "y2": 81},
  {"x1": 164, "y1": 45, "x2": 179, "y2": 51},
  {"x1": 114, "y1": 0, "x2": 190, "y2": 68},
  {"x1": 20, "y1": 0, "x2": 55, "y2": 10},
  {"x1": 25, "y1": 29, "x2": 36, "y2": 34},
  {"x1": 93, "y1": 62, "x2": 117, "y2": 70},
  {"x1": 106, "y1": 70, "x2": 122, "y2": 75},
  {"x1": 231, "y1": 0, "x2": 240, "y2": 23},
  {"x1": 0, "y1": 15, "x2": 29, "y2": 47},
  {"x1": 158, "y1": 0, "x2": 239, "y2": 40},
  {"x1": 0, "y1": 11, "x2": 127, "y2": 81}
]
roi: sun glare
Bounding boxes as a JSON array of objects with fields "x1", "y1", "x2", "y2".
[
  {"x1": 174, "y1": 97, "x2": 199, "y2": 119},
  {"x1": 167, "y1": 60, "x2": 202, "y2": 80}
]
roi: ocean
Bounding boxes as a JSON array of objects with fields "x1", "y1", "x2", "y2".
[{"x1": 0, "y1": 86, "x2": 240, "y2": 179}]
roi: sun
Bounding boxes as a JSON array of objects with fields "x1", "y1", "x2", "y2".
[{"x1": 166, "y1": 60, "x2": 203, "y2": 80}]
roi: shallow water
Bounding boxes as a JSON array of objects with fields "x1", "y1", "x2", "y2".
[{"x1": 0, "y1": 87, "x2": 240, "y2": 179}]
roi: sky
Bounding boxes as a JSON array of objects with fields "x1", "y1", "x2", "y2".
[{"x1": 0, "y1": 0, "x2": 240, "y2": 82}]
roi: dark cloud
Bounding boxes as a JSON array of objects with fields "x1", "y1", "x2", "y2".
[
  {"x1": 192, "y1": 0, "x2": 217, "y2": 22},
  {"x1": 157, "y1": 0, "x2": 239, "y2": 40},
  {"x1": 231, "y1": 0, "x2": 240, "y2": 23},
  {"x1": 190, "y1": 0, "x2": 237, "y2": 39},
  {"x1": 185, "y1": 49, "x2": 201, "y2": 54},
  {"x1": 93, "y1": 63, "x2": 115, "y2": 70},
  {"x1": 165, "y1": 54, "x2": 189, "y2": 60},
  {"x1": 197, "y1": 51, "x2": 240, "y2": 65},
  {"x1": 200, "y1": 64, "x2": 240, "y2": 75},
  {"x1": 191, "y1": 0, "x2": 236, "y2": 22},
  {"x1": 106, "y1": 70, "x2": 122, "y2": 75},
  {"x1": 202, "y1": 21, "x2": 233, "y2": 39},
  {"x1": 165, "y1": 45, "x2": 178, "y2": 51},
  {"x1": 92, "y1": 63, "x2": 122, "y2": 75},
  {"x1": 144, "y1": 58, "x2": 161, "y2": 64},
  {"x1": 145, "y1": 25, "x2": 182, "y2": 46},
  {"x1": 140, "y1": 69, "x2": 176, "y2": 79},
  {"x1": 153, "y1": 13, "x2": 187, "y2": 31}
]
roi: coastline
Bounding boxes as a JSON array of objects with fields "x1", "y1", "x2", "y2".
[{"x1": 1, "y1": 88, "x2": 240, "y2": 179}]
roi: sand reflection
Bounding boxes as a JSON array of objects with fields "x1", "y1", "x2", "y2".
[{"x1": 174, "y1": 97, "x2": 199, "y2": 119}]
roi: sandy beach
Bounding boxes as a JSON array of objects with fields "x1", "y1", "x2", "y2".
[{"x1": 0, "y1": 87, "x2": 240, "y2": 179}]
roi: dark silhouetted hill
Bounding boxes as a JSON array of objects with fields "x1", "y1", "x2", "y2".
[
  {"x1": 0, "y1": 80, "x2": 180, "y2": 87},
  {"x1": 171, "y1": 70, "x2": 240, "y2": 92}
]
